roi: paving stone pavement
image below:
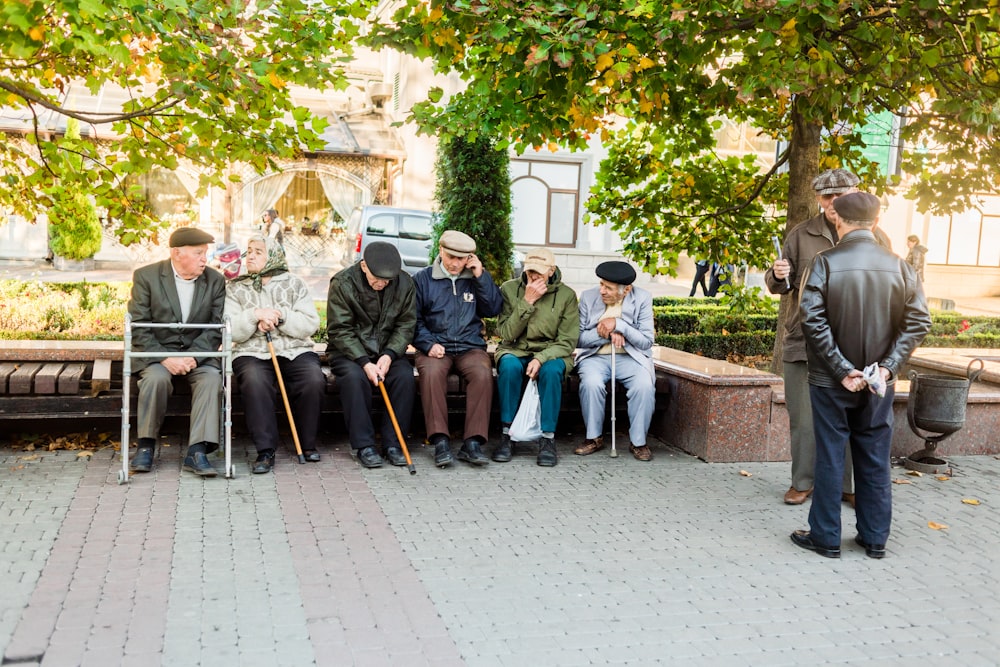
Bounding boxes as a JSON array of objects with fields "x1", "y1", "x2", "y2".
[{"x1": 2, "y1": 432, "x2": 1000, "y2": 666}]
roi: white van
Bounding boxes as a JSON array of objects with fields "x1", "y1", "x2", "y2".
[{"x1": 344, "y1": 205, "x2": 435, "y2": 275}]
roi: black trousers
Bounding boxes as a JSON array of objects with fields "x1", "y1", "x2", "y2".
[
  {"x1": 233, "y1": 352, "x2": 325, "y2": 454},
  {"x1": 330, "y1": 356, "x2": 415, "y2": 451}
]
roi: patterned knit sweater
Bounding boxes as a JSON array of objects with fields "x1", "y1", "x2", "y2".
[{"x1": 225, "y1": 272, "x2": 320, "y2": 360}]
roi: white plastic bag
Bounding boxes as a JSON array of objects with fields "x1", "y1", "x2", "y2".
[
  {"x1": 509, "y1": 379, "x2": 542, "y2": 442},
  {"x1": 862, "y1": 362, "x2": 886, "y2": 397}
]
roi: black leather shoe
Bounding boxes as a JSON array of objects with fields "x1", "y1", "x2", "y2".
[
  {"x1": 536, "y1": 436, "x2": 557, "y2": 467},
  {"x1": 357, "y1": 446, "x2": 384, "y2": 468},
  {"x1": 130, "y1": 447, "x2": 154, "y2": 473},
  {"x1": 303, "y1": 450, "x2": 321, "y2": 463},
  {"x1": 432, "y1": 435, "x2": 453, "y2": 468},
  {"x1": 457, "y1": 438, "x2": 490, "y2": 466},
  {"x1": 385, "y1": 446, "x2": 407, "y2": 466},
  {"x1": 183, "y1": 451, "x2": 218, "y2": 477},
  {"x1": 252, "y1": 451, "x2": 275, "y2": 474},
  {"x1": 491, "y1": 433, "x2": 512, "y2": 462},
  {"x1": 790, "y1": 530, "x2": 840, "y2": 558},
  {"x1": 855, "y1": 535, "x2": 886, "y2": 559}
]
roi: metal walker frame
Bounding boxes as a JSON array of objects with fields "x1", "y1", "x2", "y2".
[{"x1": 119, "y1": 314, "x2": 235, "y2": 484}]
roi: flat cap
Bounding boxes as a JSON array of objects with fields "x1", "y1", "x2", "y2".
[
  {"x1": 363, "y1": 241, "x2": 402, "y2": 279},
  {"x1": 812, "y1": 168, "x2": 860, "y2": 195},
  {"x1": 439, "y1": 229, "x2": 476, "y2": 258},
  {"x1": 832, "y1": 191, "x2": 881, "y2": 223},
  {"x1": 169, "y1": 227, "x2": 214, "y2": 247},
  {"x1": 595, "y1": 260, "x2": 636, "y2": 286},
  {"x1": 523, "y1": 247, "x2": 556, "y2": 275}
]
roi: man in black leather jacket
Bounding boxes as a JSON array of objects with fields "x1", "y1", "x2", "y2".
[{"x1": 791, "y1": 192, "x2": 931, "y2": 560}]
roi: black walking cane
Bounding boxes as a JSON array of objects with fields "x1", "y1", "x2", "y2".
[
  {"x1": 265, "y1": 331, "x2": 306, "y2": 464},
  {"x1": 378, "y1": 379, "x2": 417, "y2": 475}
]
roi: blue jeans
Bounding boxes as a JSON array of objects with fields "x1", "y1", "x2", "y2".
[
  {"x1": 807, "y1": 383, "x2": 895, "y2": 548},
  {"x1": 496, "y1": 354, "x2": 565, "y2": 434}
]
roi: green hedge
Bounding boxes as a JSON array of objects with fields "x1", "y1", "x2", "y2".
[{"x1": 655, "y1": 331, "x2": 776, "y2": 358}]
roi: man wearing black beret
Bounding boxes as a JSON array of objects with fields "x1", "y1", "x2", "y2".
[
  {"x1": 126, "y1": 227, "x2": 226, "y2": 477},
  {"x1": 326, "y1": 241, "x2": 417, "y2": 468},
  {"x1": 575, "y1": 260, "x2": 657, "y2": 461},
  {"x1": 792, "y1": 192, "x2": 931, "y2": 559}
]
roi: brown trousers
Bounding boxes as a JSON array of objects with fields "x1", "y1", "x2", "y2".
[{"x1": 415, "y1": 348, "x2": 493, "y2": 442}]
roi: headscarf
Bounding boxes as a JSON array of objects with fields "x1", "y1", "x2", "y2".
[{"x1": 232, "y1": 234, "x2": 288, "y2": 291}]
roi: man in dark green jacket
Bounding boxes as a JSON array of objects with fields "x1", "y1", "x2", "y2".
[
  {"x1": 326, "y1": 242, "x2": 416, "y2": 468},
  {"x1": 493, "y1": 248, "x2": 579, "y2": 466}
]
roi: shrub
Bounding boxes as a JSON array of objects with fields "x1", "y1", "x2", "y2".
[{"x1": 48, "y1": 192, "x2": 104, "y2": 260}]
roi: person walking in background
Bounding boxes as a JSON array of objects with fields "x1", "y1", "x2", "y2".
[
  {"x1": 262, "y1": 208, "x2": 285, "y2": 245},
  {"x1": 326, "y1": 242, "x2": 416, "y2": 469},
  {"x1": 689, "y1": 258, "x2": 711, "y2": 297},
  {"x1": 413, "y1": 230, "x2": 503, "y2": 467},
  {"x1": 492, "y1": 247, "x2": 579, "y2": 467},
  {"x1": 226, "y1": 235, "x2": 325, "y2": 474},
  {"x1": 127, "y1": 227, "x2": 226, "y2": 477},
  {"x1": 574, "y1": 261, "x2": 656, "y2": 461},
  {"x1": 707, "y1": 262, "x2": 733, "y2": 297},
  {"x1": 906, "y1": 235, "x2": 928, "y2": 282},
  {"x1": 792, "y1": 192, "x2": 931, "y2": 559},
  {"x1": 765, "y1": 168, "x2": 859, "y2": 507}
]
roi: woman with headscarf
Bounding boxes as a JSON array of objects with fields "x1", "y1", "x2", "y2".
[{"x1": 225, "y1": 235, "x2": 325, "y2": 473}]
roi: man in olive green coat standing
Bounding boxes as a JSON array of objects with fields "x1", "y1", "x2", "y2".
[{"x1": 492, "y1": 248, "x2": 579, "y2": 467}]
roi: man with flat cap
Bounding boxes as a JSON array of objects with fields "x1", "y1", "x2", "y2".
[
  {"x1": 766, "y1": 167, "x2": 860, "y2": 506},
  {"x1": 575, "y1": 260, "x2": 657, "y2": 461},
  {"x1": 791, "y1": 192, "x2": 930, "y2": 560},
  {"x1": 413, "y1": 229, "x2": 503, "y2": 467},
  {"x1": 326, "y1": 241, "x2": 417, "y2": 468},
  {"x1": 127, "y1": 226, "x2": 226, "y2": 477}
]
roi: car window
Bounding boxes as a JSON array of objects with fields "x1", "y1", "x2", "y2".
[
  {"x1": 399, "y1": 214, "x2": 432, "y2": 241},
  {"x1": 365, "y1": 213, "x2": 396, "y2": 236}
]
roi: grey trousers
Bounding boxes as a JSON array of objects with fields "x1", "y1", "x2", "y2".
[
  {"x1": 578, "y1": 353, "x2": 655, "y2": 446},
  {"x1": 137, "y1": 363, "x2": 221, "y2": 447},
  {"x1": 784, "y1": 360, "x2": 853, "y2": 493}
]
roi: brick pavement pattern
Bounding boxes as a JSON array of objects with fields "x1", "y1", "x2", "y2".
[{"x1": 2, "y1": 435, "x2": 1000, "y2": 666}]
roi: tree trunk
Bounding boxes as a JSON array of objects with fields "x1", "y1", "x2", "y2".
[{"x1": 770, "y1": 104, "x2": 822, "y2": 375}]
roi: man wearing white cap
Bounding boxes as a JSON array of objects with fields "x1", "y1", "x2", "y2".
[
  {"x1": 493, "y1": 247, "x2": 579, "y2": 466},
  {"x1": 413, "y1": 229, "x2": 503, "y2": 467},
  {"x1": 127, "y1": 227, "x2": 226, "y2": 477},
  {"x1": 574, "y1": 261, "x2": 656, "y2": 461}
]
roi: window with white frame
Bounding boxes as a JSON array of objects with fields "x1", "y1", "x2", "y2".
[
  {"x1": 510, "y1": 158, "x2": 581, "y2": 247},
  {"x1": 925, "y1": 195, "x2": 1000, "y2": 267}
]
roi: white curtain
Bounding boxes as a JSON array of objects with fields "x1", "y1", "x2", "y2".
[
  {"x1": 318, "y1": 172, "x2": 369, "y2": 223},
  {"x1": 252, "y1": 171, "x2": 296, "y2": 221}
]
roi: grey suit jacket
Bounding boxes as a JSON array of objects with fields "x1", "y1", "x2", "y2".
[{"x1": 127, "y1": 259, "x2": 226, "y2": 370}]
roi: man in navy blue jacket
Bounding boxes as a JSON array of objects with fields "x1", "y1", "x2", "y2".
[{"x1": 413, "y1": 230, "x2": 503, "y2": 467}]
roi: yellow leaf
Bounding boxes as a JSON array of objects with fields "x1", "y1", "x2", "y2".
[
  {"x1": 267, "y1": 71, "x2": 285, "y2": 89},
  {"x1": 77, "y1": 451, "x2": 94, "y2": 458},
  {"x1": 596, "y1": 53, "x2": 614, "y2": 71},
  {"x1": 29, "y1": 25, "x2": 45, "y2": 42},
  {"x1": 547, "y1": 141, "x2": 558, "y2": 153},
  {"x1": 738, "y1": 470, "x2": 752, "y2": 477},
  {"x1": 637, "y1": 56, "x2": 655, "y2": 71},
  {"x1": 19, "y1": 454, "x2": 39, "y2": 461},
  {"x1": 936, "y1": 475, "x2": 949, "y2": 481},
  {"x1": 906, "y1": 470, "x2": 923, "y2": 477},
  {"x1": 927, "y1": 521, "x2": 948, "y2": 530},
  {"x1": 779, "y1": 18, "x2": 797, "y2": 38},
  {"x1": 892, "y1": 478, "x2": 912, "y2": 484},
  {"x1": 961, "y1": 498, "x2": 981, "y2": 505}
]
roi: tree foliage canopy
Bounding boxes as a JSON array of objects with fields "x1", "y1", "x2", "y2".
[
  {"x1": 1, "y1": 0, "x2": 373, "y2": 244},
  {"x1": 371, "y1": 0, "x2": 1000, "y2": 272}
]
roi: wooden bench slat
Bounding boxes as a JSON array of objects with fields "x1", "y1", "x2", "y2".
[
  {"x1": 9, "y1": 363, "x2": 43, "y2": 394},
  {"x1": 58, "y1": 363, "x2": 87, "y2": 395},
  {"x1": 0, "y1": 362, "x2": 18, "y2": 394},
  {"x1": 34, "y1": 363, "x2": 65, "y2": 395},
  {"x1": 90, "y1": 359, "x2": 112, "y2": 397}
]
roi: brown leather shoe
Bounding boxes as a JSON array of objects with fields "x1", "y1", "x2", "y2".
[
  {"x1": 783, "y1": 486, "x2": 813, "y2": 505},
  {"x1": 574, "y1": 436, "x2": 605, "y2": 456},
  {"x1": 630, "y1": 444, "x2": 652, "y2": 461},
  {"x1": 842, "y1": 493, "x2": 856, "y2": 509}
]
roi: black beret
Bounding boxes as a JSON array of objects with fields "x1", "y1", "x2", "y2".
[
  {"x1": 832, "y1": 192, "x2": 881, "y2": 223},
  {"x1": 169, "y1": 227, "x2": 215, "y2": 247},
  {"x1": 363, "y1": 241, "x2": 402, "y2": 279},
  {"x1": 595, "y1": 260, "x2": 636, "y2": 286}
]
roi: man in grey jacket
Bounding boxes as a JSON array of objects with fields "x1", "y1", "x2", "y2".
[{"x1": 791, "y1": 192, "x2": 931, "y2": 559}]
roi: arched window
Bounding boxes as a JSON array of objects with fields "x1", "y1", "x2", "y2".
[{"x1": 510, "y1": 158, "x2": 581, "y2": 247}]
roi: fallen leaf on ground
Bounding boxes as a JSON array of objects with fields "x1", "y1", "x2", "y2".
[
  {"x1": 928, "y1": 521, "x2": 949, "y2": 530},
  {"x1": 961, "y1": 498, "x2": 981, "y2": 505},
  {"x1": 9, "y1": 465, "x2": 25, "y2": 471},
  {"x1": 893, "y1": 478, "x2": 913, "y2": 484},
  {"x1": 936, "y1": 476, "x2": 950, "y2": 481},
  {"x1": 906, "y1": 470, "x2": 924, "y2": 477},
  {"x1": 76, "y1": 451, "x2": 94, "y2": 458},
  {"x1": 739, "y1": 470, "x2": 752, "y2": 477},
  {"x1": 18, "y1": 454, "x2": 39, "y2": 461}
]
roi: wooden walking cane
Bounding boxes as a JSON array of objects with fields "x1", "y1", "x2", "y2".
[
  {"x1": 378, "y1": 380, "x2": 416, "y2": 475},
  {"x1": 265, "y1": 331, "x2": 306, "y2": 464}
]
